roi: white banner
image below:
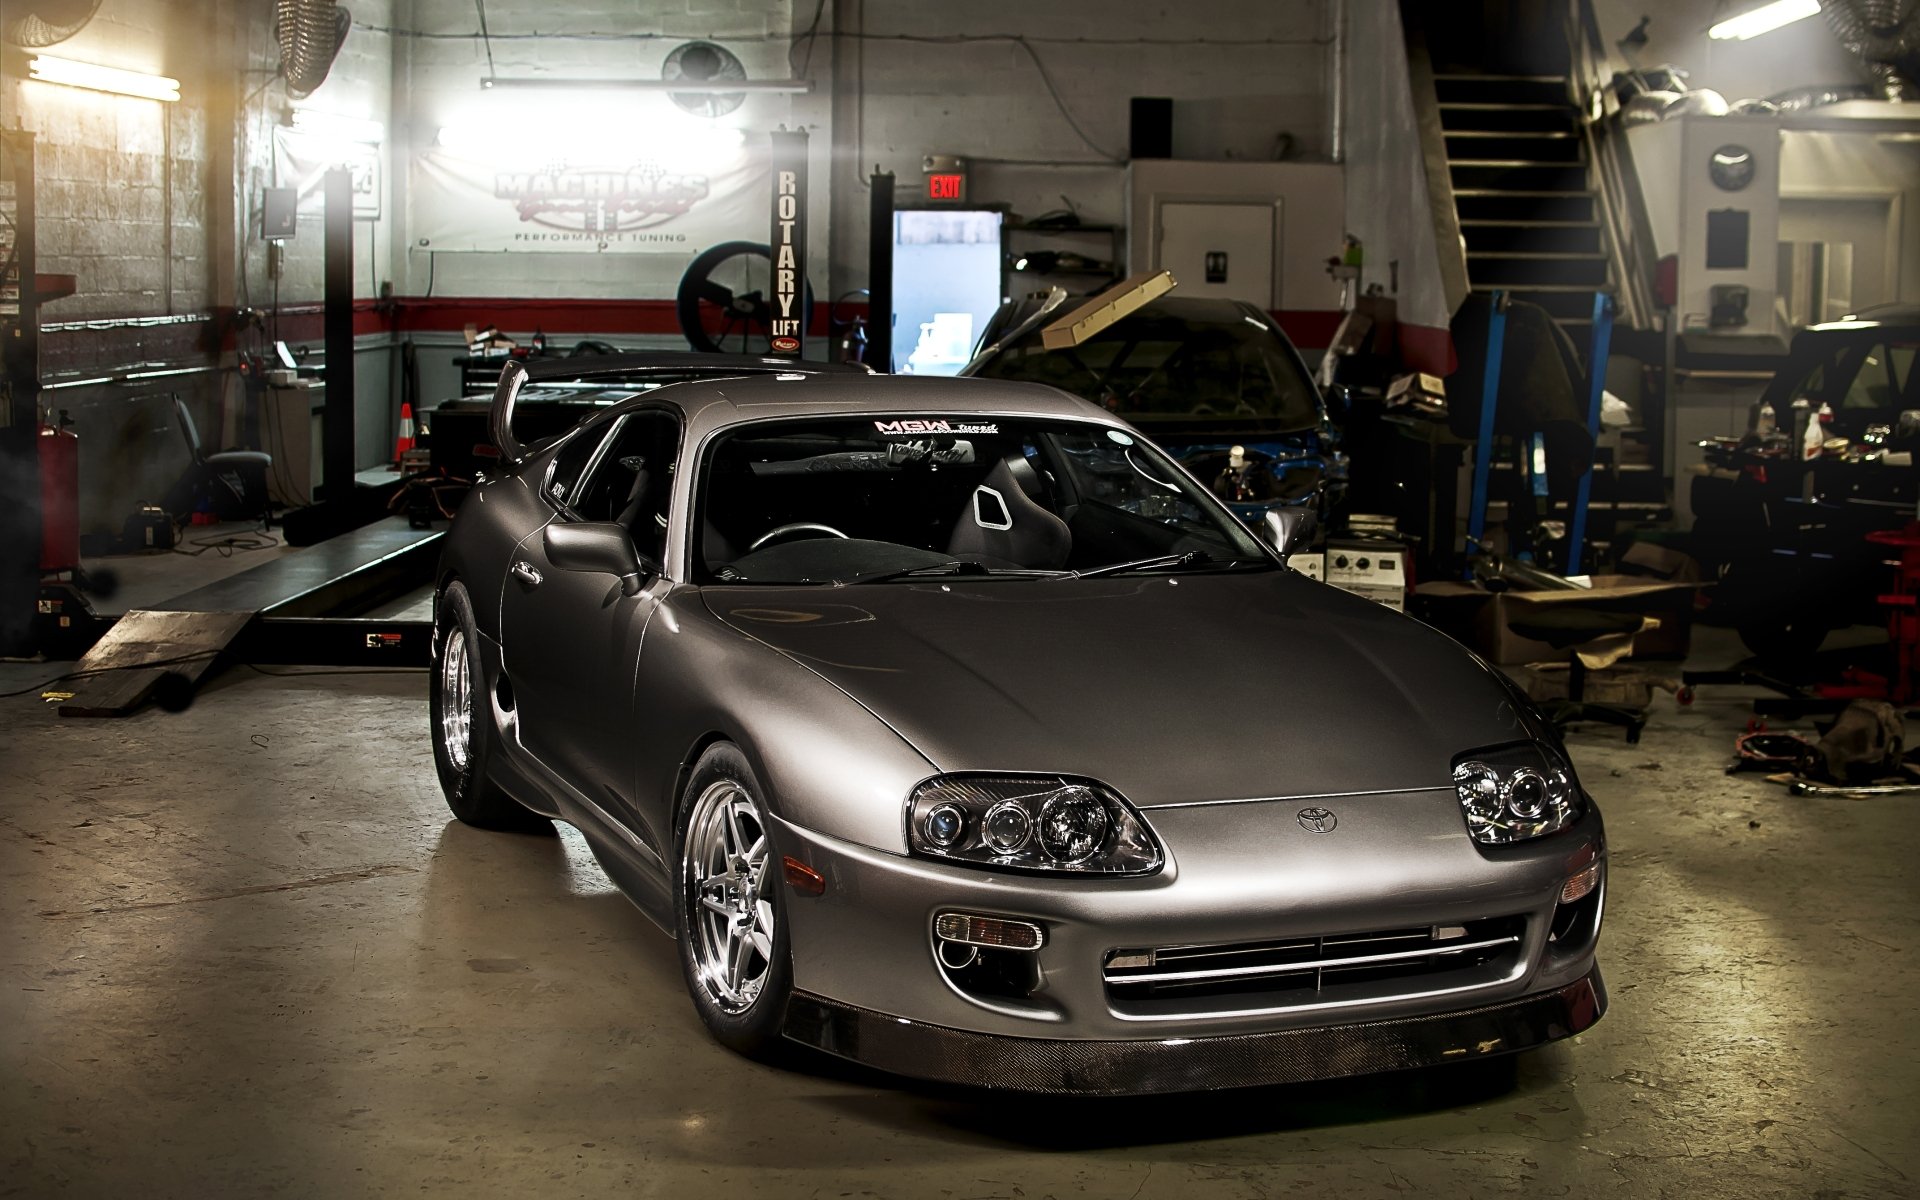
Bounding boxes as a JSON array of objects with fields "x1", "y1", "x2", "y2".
[
  {"x1": 413, "y1": 142, "x2": 768, "y2": 254},
  {"x1": 273, "y1": 127, "x2": 381, "y2": 219}
]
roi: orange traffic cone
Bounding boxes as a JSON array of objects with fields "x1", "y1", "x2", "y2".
[{"x1": 393, "y1": 402, "x2": 416, "y2": 464}]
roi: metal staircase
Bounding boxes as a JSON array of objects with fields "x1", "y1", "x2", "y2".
[{"x1": 1437, "y1": 72, "x2": 1610, "y2": 343}]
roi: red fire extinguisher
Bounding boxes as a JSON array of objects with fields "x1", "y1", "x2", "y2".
[{"x1": 39, "y1": 409, "x2": 81, "y2": 574}]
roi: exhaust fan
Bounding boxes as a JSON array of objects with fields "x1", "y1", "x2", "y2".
[
  {"x1": 3, "y1": 0, "x2": 102, "y2": 47},
  {"x1": 276, "y1": 0, "x2": 351, "y2": 98},
  {"x1": 663, "y1": 41, "x2": 747, "y2": 117}
]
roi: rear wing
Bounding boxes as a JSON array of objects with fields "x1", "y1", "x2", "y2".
[{"x1": 488, "y1": 352, "x2": 870, "y2": 467}]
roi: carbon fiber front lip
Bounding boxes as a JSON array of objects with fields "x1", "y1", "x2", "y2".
[{"x1": 782, "y1": 966, "x2": 1606, "y2": 1096}]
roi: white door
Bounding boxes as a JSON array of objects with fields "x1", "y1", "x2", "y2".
[{"x1": 1156, "y1": 202, "x2": 1277, "y2": 308}]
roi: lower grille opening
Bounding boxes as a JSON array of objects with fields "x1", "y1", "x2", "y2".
[{"x1": 1105, "y1": 915, "x2": 1527, "y2": 1009}]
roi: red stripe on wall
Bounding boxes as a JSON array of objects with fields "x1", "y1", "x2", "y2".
[{"x1": 1398, "y1": 323, "x2": 1457, "y2": 377}]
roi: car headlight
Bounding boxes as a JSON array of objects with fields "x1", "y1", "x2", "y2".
[
  {"x1": 1451, "y1": 743, "x2": 1585, "y2": 845},
  {"x1": 906, "y1": 775, "x2": 1163, "y2": 875}
]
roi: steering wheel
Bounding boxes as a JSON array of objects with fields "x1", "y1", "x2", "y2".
[{"x1": 749, "y1": 522, "x2": 850, "y2": 552}]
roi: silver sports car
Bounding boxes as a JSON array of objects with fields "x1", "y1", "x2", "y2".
[{"x1": 431, "y1": 352, "x2": 1606, "y2": 1095}]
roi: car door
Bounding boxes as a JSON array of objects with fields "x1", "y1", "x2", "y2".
[{"x1": 501, "y1": 407, "x2": 682, "y2": 848}]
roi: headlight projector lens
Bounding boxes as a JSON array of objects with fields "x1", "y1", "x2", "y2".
[
  {"x1": 1505, "y1": 768, "x2": 1549, "y2": 819},
  {"x1": 982, "y1": 800, "x2": 1033, "y2": 854},
  {"x1": 1039, "y1": 787, "x2": 1111, "y2": 863},
  {"x1": 924, "y1": 802, "x2": 966, "y2": 849}
]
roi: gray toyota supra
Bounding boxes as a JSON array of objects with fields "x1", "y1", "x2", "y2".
[{"x1": 430, "y1": 352, "x2": 1606, "y2": 1095}]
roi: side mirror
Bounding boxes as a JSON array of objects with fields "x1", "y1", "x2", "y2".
[
  {"x1": 1260, "y1": 507, "x2": 1318, "y2": 561},
  {"x1": 544, "y1": 522, "x2": 648, "y2": 594}
]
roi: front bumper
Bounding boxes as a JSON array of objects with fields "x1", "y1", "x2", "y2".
[{"x1": 784, "y1": 966, "x2": 1605, "y2": 1096}]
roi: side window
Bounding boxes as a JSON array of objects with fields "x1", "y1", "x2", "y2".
[
  {"x1": 1843, "y1": 344, "x2": 1899, "y2": 410},
  {"x1": 570, "y1": 410, "x2": 682, "y2": 561},
  {"x1": 544, "y1": 420, "x2": 617, "y2": 508}
]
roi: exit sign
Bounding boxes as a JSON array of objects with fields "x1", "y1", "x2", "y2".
[{"x1": 927, "y1": 172, "x2": 966, "y2": 202}]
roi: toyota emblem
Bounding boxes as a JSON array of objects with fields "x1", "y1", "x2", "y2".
[{"x1": 1297, "y1": 806, "x2": 1337, "y2": 834}]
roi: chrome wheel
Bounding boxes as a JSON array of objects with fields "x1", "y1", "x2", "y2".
[
  {"x1": 439, "y1": 623, "x2": 472, "y2": 773},
  {"x1": 685, "y1": 780, "x2": 776, "y2": 1014}
]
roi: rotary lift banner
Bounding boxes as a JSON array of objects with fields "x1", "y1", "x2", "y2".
[{"x1": 412, "y1": 143, "x2": 768, "y2": 254}]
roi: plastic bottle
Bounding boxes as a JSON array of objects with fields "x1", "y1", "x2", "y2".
[
  {"x1": 1755, "y1": 401, "x2": 1777, "y2": 437},
  {"x1": 1803, "y1": 404, "x2": 1826, "y2": 460}
]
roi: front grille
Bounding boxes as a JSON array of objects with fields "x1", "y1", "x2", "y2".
[{"x1": 1104, "y1": 915, "x2": 1527, "y2": 1011}]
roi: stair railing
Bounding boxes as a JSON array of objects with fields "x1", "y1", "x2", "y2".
[
  {"x1": 1405, "y1": 25, "x2": 1472, "y2": 317},
  {"x1": 1564, "y1": 0, "x2": 1661, "y2": 331}
]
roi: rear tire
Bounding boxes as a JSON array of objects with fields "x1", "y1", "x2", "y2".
[
  {"x1": 431, "y1": 580, "x2": 548, "y2": 832},
  {"x1": 674, "y1": 743, "x2": 793, "y2": 1058}
]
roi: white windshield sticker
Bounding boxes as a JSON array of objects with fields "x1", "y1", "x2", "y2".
[
  {"x1": 1106, "y1": 430, "x2": 1135, "y2": 446},
  {"x1": 873, "y1": 418, "x2": 1000, "y2": 436}
]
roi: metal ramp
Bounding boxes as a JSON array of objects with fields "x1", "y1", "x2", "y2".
[{"x1": 58, "y1": 517, "x2": 440, "y2": 717}]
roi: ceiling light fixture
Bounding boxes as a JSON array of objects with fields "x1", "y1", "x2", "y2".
[
  {"x1": 28, "y1": 54, "x2": 180, "y2": 102},
  {"x1": 478, "y1": 77, "x2": 812, "y2": 93},
  {"x1": 1708, "y1": 0, "x2": 1821, "y2": 40}
]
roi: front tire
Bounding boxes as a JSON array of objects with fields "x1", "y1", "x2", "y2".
[
  {"x1": 431, "y1": 580, "x2": 547, "y2": 832},
  {"x1": 674, "y1": 743, "x2": 793, "y2": 1058}
]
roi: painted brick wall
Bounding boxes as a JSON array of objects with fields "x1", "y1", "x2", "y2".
[{"x1": 7, "y1": 0, "x2": 222, "y2": 320}]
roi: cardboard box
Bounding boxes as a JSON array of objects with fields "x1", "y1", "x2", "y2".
[{"x1": 1414, "y1": 575, "x2": 1699, "y2": 665}]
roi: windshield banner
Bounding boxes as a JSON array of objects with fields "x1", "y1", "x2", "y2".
[{"x1": 413, "y1": 144, "x2": 767, "y2": 254}]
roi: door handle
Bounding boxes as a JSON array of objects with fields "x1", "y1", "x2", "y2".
[{"x1": 511, "y1": 560, "x2": 543, "y2": 587}]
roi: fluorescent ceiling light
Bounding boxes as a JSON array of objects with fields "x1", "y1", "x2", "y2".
[
  {"x1": 480, "y1": 77, "x2": 812, "y2": 93},
  {"x1": 1708, "y1": 0, "x2": 1821, "y2": 40},
  {"x1": 289, "y1": 108, "x2": 385, "y2": 144},
  {"x1": 29, "y1": 54, "x2": 180, "y2": 101}
]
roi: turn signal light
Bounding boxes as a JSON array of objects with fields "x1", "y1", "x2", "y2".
[
  {"x1": 934, "y1": 912, "x2": 1045, "y2": 950},
  {"x1": 782, "y1": 856, "x2": 826, "y2": 896},
  {"x1": 1561, "y1": 863, "x2": 1601, "y2": 905}
]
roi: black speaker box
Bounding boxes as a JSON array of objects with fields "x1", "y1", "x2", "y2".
[{"x1": 1130, "y1": 97, "x2": 1172, "y2": 160}]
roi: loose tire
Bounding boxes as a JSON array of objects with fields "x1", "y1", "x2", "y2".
[
  {"x1": 431, "y1": 581, "x2": 547, "y2": 831},
  {"x1": 674, "y1": 743, "x2": 793, "y2": 1058}
]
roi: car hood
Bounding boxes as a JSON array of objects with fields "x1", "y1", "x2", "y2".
[{"x1": 703, "y1": 572, "x2": 1533, "y2": 807}]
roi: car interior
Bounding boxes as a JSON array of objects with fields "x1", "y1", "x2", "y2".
[{"x1": 696, "y1": 420, "x2": 1258, "y2": 583}]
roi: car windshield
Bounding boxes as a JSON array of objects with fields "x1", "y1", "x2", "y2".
[
  {"x1": 970, "y1": 300, "x2": 1321, "y2": 431},
  {"x1": 697, "y1": 415, "x2": 1271, "y2": 584}
]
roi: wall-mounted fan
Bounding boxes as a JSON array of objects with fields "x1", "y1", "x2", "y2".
[
  {"x1": 275, "y1": 0, "x2": 351, "y2": 98},
  {"x1": 3, "y1": 0, "x2": 101, "y2": 47},
  {"x1": 662, "y1": 40, "x2": 747, "y2": 117}
]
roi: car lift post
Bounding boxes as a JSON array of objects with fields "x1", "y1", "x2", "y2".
[
  {"x1": 1, "y1": 130, "x2": 43, "y2": 656},
  {"x1": 322, "y1": 167, "x2": 355, "y2": 502},
  {"x1": 1464, "y1": 288, "x2": 1509, "y2": 577},
  {"x1": 868, "y1": 170, "x2": 894, "y2": 373},
  {"x1": 1566, "y1": 291, "x2": 1614, "y2": 575}
]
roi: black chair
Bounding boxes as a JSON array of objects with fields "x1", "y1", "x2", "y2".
[
  {"x1": 173, "y1": 394, "x2": 273, "y2": 524},
  {"x1": 1507, "y1": 608, "x2": 1649, "y2": 743}
]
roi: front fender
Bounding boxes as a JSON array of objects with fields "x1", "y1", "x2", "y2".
[{"x1": 634, "y1": 590, "x2": 936, "y2": 855}]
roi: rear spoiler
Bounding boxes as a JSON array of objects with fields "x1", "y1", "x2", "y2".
[{"x1": 488, "y1": 351, "x2": 872, "y2": 468}]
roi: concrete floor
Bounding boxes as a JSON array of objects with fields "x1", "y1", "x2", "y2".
[{"x1": 2, "y1": 639, "x2": 1916, "y2": 1198}]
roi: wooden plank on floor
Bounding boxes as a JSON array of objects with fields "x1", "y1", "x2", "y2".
[{"x1": 57, "y1": 609, "x2": 254, "y2": 718}]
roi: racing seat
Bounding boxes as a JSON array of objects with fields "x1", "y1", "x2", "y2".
[
  {"x1": 615, "y1": 456, "x2": 670, "y2": 563},
  {"x1": 948, "y1": 456, "x2": 1071, "y2": 569}
]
